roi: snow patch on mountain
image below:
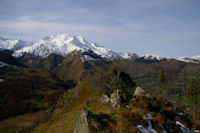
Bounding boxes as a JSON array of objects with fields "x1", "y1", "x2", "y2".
[
  {"x1": 119, "y1": 52, "x2": 138, "y2": 59},
  {"x1": 0, "y1": 36, "x2": 33, "y2": 51},
  {"x1": 13, "y1": 34, "x2": 120, "y2": 59}
]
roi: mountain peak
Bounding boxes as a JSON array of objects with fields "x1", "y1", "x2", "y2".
[
  {"x1": 43, "y1": 34, "x2": 85, "y2": 42},
  {"x1": 40, "y1": 33, "x2": 88, "y2": 48}
]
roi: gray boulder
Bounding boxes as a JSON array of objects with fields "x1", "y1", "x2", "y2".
[
  {"x1": 134, "y1": 86, "x2": 152, "y2": 98},
  {"x1": 110, "y1": 89, "x2": 121, "y2": 109}
]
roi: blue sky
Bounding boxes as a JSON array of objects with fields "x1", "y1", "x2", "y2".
[{"x1": 0, "y1": 0, "x2": 200, "y2": 57}]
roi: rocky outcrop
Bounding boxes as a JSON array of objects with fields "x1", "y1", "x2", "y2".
[
  {"x1": 134, "y1": 86, "x2": 152, "y2": 98},
  {"x1": 110, "y1": 89, "x2": 121, "y2": 109},
  {"x1": 74, "y1": 108, "x2": 89, "y2": 133}
]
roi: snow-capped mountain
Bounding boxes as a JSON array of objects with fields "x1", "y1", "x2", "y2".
[
  {"x1": 13, "y1": 34, "x2": 121, "y2": 59},
  {"x1": 118, "y1": 52, "x2": 139, "y2": 59},
  {"x1": 142, "y1": 54, "x2": 172, "y2": 61},
  {"x1": 191, "y1": 55, "x2": 200, "y2": 60},
  {"x1": 1, "y1": 35, "x2": 199, "y2": 64},
  {"x1": 0, "y1": 36, "x2": 33, "y2": 51},
  {"x1": 141, "y1": 54, "x2": 200, "y2": 64},
  {"x1": 177, "y1": 55, "x2": 200, "y2": 64}
]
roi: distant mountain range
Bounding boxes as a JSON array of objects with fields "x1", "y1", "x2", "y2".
[
  {"x1": 142, "y1": 54, "x2": 200, "y2": 64},
  {"x1": 0, "y1": 34, "x2": 199, "y2": 64},
  {"x1": 0, "y1": 36, "x2": 33, "y2": 51}
]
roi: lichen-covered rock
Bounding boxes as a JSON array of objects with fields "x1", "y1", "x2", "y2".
[
  {"x1": 110, "y1": 89, "x2": 120, "y2": 109},
  {"x1": 134, "y1": 86, "x2": 152, "y2": 98},
  {"x1": 74, "y1": 108, "x2": 89, "y2": 133}
]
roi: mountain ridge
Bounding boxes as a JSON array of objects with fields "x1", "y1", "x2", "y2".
[{"x1": 142, "y1": 54, "x2": 200, "y2": 64}]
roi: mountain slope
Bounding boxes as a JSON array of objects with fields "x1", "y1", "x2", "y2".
[
  {"x1": 17, "y1": 53, "x2": 65, "y2": 71},
  {"x1": 0, "y1": 50, "x2": 24, "y2": 66},
  {"x1": 53, "y1": 51, "x2": 84, "y2": 82}
]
